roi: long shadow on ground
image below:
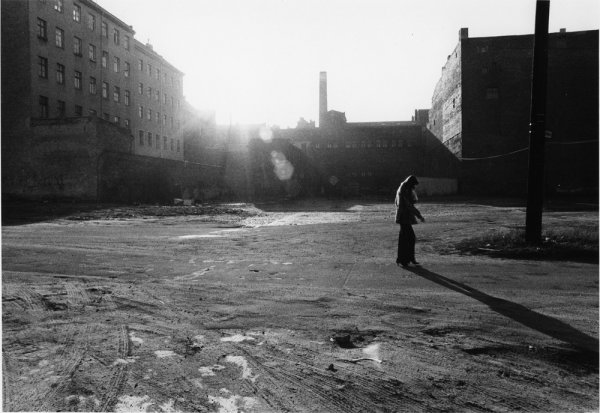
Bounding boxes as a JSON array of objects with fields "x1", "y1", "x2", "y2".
[{"x1": 406, "y1": 266, "x2": 599, "y2": 354}]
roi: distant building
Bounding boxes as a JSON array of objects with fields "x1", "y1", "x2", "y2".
[
  {"x1": 275, "y1": 73, "x2": 458, "y2": 197},
  {"x1": 428, "y1": 28, "x2": 599, "y2": 194}
]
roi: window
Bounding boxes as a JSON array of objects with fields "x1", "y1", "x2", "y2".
[
  {"x1": 163, "y1": 136, "x2": 167, "y2": 150},
  {"x1": 163, "y1": 72, "x2": 167, "y2": 83},
  {"x1": 138, "y1": 83, "x2": 143, "y2": 95},
  {"x1": 147, "y1": 86, "x2": 152, "y2": 97},
  {"x1": 73, "y1": 3, "x2": 80, "y2": 21},
  {"x1": 113, "y1": 86, "x2": 120, "y2": 102},
  {"x1": 176, "y1": 100, "x2": 180, "y2": 109},
  {"x1": 74, "y1": 70, "x2": 82, "y2": 89},
  {"x1": 155, "y1": 90, "x2": 160, "y2": 101},
  {"x1": 113, "y1": 116, "x2": 120, "y2": 124},
  {"x1": 162, "y1": 114, "x2": 167, "y2": 125},
  {"x1": 146, "y1": 108, "x2": 152, "y2": 120},
  {"x1": 486, "y1": 88, "x2": 499, "y2": 99},
  {"x1": 54, "y1": 0, "x2": 63, "y2": 12},
  {"x1": 103, "y1": 112, "x2": 109, "y2": 121},
  {"x1": 57, "y1": 100, "x2": 65, "y2": 117},
  {"x1": 138, "y1": 106, "x2": 143, "y2": 118},
  {"x1": 124, "y1": 35, "x2": 130, "y2": 50},
  {"x1": 147, "y1": 132, "x2": 152, "y2": 146},
  {"x1": 124, "y1": 90, "x2": 130, "y2": 106},
  {"x1": 171, "y1": 97, "x2": 174, "y2": 107},
  {"x1": 113, "y1": 28, "x2": 120, "y2": 45},
  {"x1": 102, "y1": 51, "x2": 108, "y2": 68},
  {"x1": 38, "y1": 56, "x2": 48, "y2": 78},
  {"x1": 147, "y1": 64, "x2": 152, "y2": 76},
  {"x1": 156, "y1": 68, "x2": 160, "y2": 80},
  {"x1": 138, "y1": 59, "x2": 143, "y2": 71},
  {"x1": 55, "y1": 27, "x2": 64, "y2": 48},
  {"x1": 156, "y1": 112, "x2": 160, "y2": 122},
  {"x1": 73, "y1": 36, "x2": 82, "y2": 56},
  {"x1": 87, "y1": 13, "x2": 95, "y2": 31},
  {"x1": 89, "y1": 76, "x2": 96, "y2": 94},
  {"x1": 124, "y1": 119, "x2": 130, "y2": 129},
  {"x1": 124, "y1": 62, "x2": 130, "y2": 77},
  {"x1": 37, "y1": 18, "x2": 47, "y2": 40},
  {"x1": 101, "y1": 21, "x2": 108, "y2": 38},
  {"x1": 139, "y1": 130, "x2": 144, "y2": 145},
  {"x1": 102, "y1": 81, "x2": 108, "y2": 99},
  {"x1": 176, "y1": 140, "x2": 180, "y2": 152},
  {"x1": 88, "y1": 44, "x2": 96, "y2": 61},
  {"x1": 170, "y1": 116, "x2": 173, "y2": 128},
  {"x1": 56, "y1": 63, "x2": 65, "y2": 84},
  {"x1": 170, "y1": 138, "x2": 174, "y2": 151},
  {"x1": 163, "y1": 93, "x2": 167, "y2": 104},
  {"x1": 74, "y1": 105, "x2": 83, "y2": 116},
  {"x1": 156, "y1": 136, "x2": 160, "y2": 149},
  {"x1": 39, "y1": 96, "x2": 49, "y2": 118},
  {"x1": 113, "y1": 57, "x2": 120, "y2": 72}
]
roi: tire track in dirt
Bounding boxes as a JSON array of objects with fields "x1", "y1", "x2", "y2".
[
  {"x1": 228, "y1": 344, "x2": 412, "y2": 413},
  {"x1": 2, "y1": 354, "x2": 14, "y2": 412},
  {"x1": 64, "y1": 282, "x2": 92, "y2": 307},
  {"x1": 98, "y1": 325, "x2": 131, "y2": 412},
  {"x1": 38, "y1": 323, "x2": 93, "y2": 411}
]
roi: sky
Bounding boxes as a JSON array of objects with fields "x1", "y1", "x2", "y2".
[{"x1": 96, "y1": 0, "x2": 598, "y2": 127}]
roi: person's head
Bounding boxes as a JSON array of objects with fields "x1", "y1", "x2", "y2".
[{"x1": 406, "y1": 175, "x2": 419, "y2": 188}]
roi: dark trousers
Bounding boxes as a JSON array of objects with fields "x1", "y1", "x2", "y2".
[{"x1": 397, "y1": 223, "x2": 416, "y2": 263}]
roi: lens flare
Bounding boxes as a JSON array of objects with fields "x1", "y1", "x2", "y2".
[
  {"x1": 270, "y1": 151, "x2": 294, "y2": 181},
  {"x1": 259, "y1": 125, "x2": 273, "y2": 142}
]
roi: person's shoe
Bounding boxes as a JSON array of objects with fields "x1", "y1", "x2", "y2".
[
  {"x1": 410, "y1": 260, "x2": 421, "y2": 265},
  {"x1": 397, "y1": 260, "x2": 409, "y2": 267}
]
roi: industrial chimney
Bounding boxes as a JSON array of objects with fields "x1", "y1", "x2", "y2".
[{"x1": 319, "y1": 71, "x2": 327, "y2": 128}]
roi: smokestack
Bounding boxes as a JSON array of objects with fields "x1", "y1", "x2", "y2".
[{"x1": 319, "y1": 71, "x2": 327, "y2": 128}]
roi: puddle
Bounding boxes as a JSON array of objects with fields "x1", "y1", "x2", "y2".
[{"x1": 225, "y1": 355, "x2": 259, "y2": 382}]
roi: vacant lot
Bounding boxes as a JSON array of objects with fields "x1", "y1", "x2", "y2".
[{"x1": 2, "y1": 199, "x2": 598, "y2": 412}]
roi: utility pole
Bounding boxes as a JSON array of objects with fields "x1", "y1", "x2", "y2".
[{"x1": 525, "y1": 0, "x2": 550, "y2": 244}]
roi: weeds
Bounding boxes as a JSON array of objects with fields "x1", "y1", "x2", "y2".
[{"x1": 456, "y1": 225, "x2": 599, "y2": 262}]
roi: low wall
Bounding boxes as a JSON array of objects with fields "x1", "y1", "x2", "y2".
[{"x1": 415, "y1": 177, "x2": 458, "y2": 196}]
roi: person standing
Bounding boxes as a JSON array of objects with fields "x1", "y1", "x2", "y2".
[{"x1": 395, "y1": 175, "x2": 425, "y2": 267}]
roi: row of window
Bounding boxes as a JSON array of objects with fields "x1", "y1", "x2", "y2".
[
  {"x1": 37, "y1": 56, "x2": 132, "y2": 103},
  {"x1": 37, "y1": 18, "x2": 133, "y2": 79},
  {"x1": 137, "y1": 106, "x2": 180, "y2": 130},
  {"x1": 39, "y1": 0, "x2": 131, "y2": 50},
  {"x1": 138, "y1": 130, "x2": 181, "y2": 153},
  {"x1": 137, "y1": 83, "x2": 180, "y2": 108},
  {"x1": 312, "y1": 139, "x2": 415, "y2": 149},
  {"x1": 37, "y1": 95, "x2": 130, "y2": 128},
  {"x1": 137, "y1": 59, "x2": 181, "y2": 90}
]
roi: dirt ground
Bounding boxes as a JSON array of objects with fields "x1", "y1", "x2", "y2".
[{"x1": 2, "y1": 198, "x2": 598, "y2": 412}]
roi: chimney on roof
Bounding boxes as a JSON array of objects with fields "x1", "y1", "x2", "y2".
[
  {"x1": 319, "y1": 71, "x2": 327, "y2": 128},
  {"x1": 459, "y1": 27, "x2": 469, "y2": 40}
]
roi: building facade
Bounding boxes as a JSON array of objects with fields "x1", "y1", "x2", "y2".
[
  {"x1": 2, "y1": 0, "x2": 185, "y2": 162},
  {"x1": 428, "y1": 28, "x2": 599, "y2": 194}
]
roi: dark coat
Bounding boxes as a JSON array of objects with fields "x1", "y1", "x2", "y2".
[{"x1": 395, "y1": 175, "x2": 423, "y2": 225}]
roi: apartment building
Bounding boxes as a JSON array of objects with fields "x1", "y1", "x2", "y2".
[{"x1": 2, "y1": 0, "x2": 184, "y2": 161}]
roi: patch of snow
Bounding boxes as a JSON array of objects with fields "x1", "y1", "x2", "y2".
[
  {"x1": 220, "y1": 334, "x2": 256, "y2": 343},
  {"x1": 114, "y1": 395, "x2": 154, "y2": 413},
  {"x1": 225, "y1": 355, "x2": 259, "y2": 383},
  {"x1": 208, "y1": 395, "x2": 258, "y2": 413},
  {"x1": 155, "y1": 350, "x2": 177, "y2": 358}
]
